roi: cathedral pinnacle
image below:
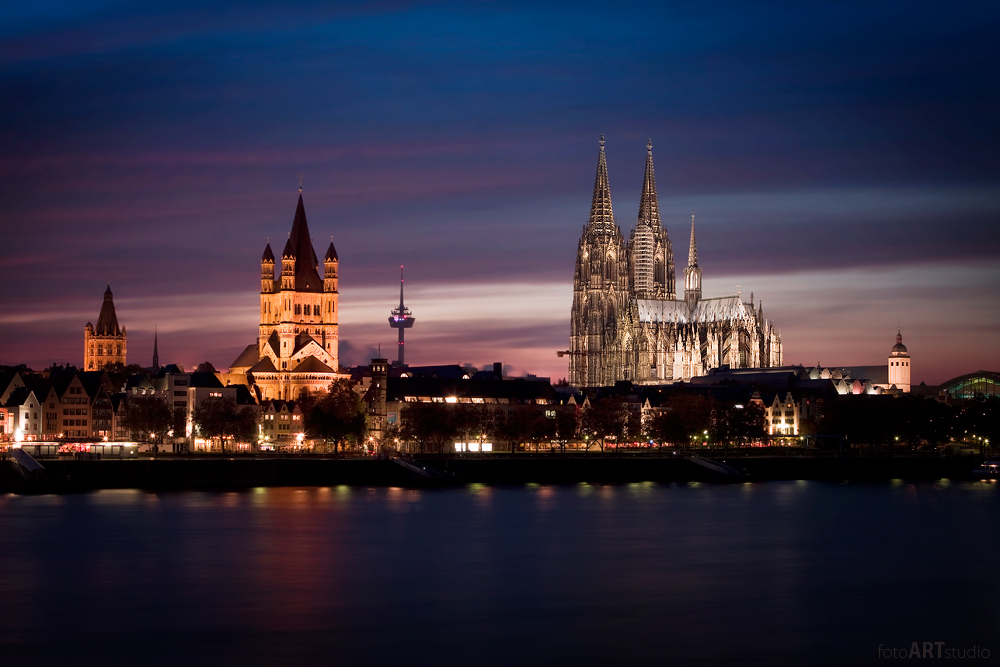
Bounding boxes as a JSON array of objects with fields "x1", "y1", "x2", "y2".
[{"x1": 588, "y1": 135, "x2": 615, "y2": 234}]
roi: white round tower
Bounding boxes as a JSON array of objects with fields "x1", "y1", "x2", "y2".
[{"x1": 888, "y1": 330, "x2": 910, "y2": 392}]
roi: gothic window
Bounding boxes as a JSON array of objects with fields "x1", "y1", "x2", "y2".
[
  {"x1": 654, "y1": 256, "x2": 664, "y2": 285},
  {"x1": 304, "y1": 304, "x2": 311, "y2": 316},
  {"x1": 295, "y1": 304, "x2": 301, "y2": 315}
]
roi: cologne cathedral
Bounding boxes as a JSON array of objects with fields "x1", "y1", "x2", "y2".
[
  {"x1": 230, "y1": 190, "x2": 343, "y2": 400},
  {"x1": 569, "y1": 137, "x2": 782, "y2": 388}
]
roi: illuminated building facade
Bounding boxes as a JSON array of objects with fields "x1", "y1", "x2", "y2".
[
  {"x1": 939, "y1": 370, "x2": 1000, "y2": 399},
  {"x1": 230, "y1": 190, "x2": 343, "y2": 400},
  {"x1": 84, "y1": 285, "x2": 127, "y2": 370},
  {"x1": 569, "y1": 137, "x2": 783, "y2": 388}
]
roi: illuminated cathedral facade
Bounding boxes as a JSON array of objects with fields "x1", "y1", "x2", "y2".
[
  {"x1": 230, "y1": 190, "x2": 343, "y2": 400},
  {"x1": 569, "y1": 137, "x2": 783, "y2": 388}
]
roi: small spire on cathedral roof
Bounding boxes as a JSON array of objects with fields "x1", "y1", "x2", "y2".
[
  {"x1": 262, "y1": 242, "x2": 275, "y2": 262},
  {"x1": 688, "y1": 212, "x2": 699, "y2": 268}
]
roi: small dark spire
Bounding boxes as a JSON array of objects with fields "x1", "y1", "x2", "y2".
[
  {"x1": 152, "y1": 327, "x2": 159, "y2": 369},
  {"x1": 262, "y1": 242, "x2": 275, "y2": 262},
  {"x1": 325, "y1": 241, "x2": 338, "y2": 262}
]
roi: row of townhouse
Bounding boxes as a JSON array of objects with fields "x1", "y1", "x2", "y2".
[
  {"x1": 578, "y1": 375, "x2": 836, "y2": 441},
  {"x1": 126, "y1": 364, "x2": 307, "y2": 449},
  {"x1": 0, "y1": 368, "x2": 120, "y2": 443},
  {"x1": 1, "y1": 364, "x2": 312, "y2": 450}
]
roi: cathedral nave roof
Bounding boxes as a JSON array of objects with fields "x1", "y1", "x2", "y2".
[{"x1": 637, "y1": 295, "x2": 747, "y2": 325}]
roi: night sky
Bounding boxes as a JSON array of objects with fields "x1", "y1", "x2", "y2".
[{"x1": 2, "y1": 1, "x2": 998, "y2": 384}]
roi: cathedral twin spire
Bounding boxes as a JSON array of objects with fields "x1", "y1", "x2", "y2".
[
  {"x1": 585, "y1": 135, "x2": 704, "y2": 308},
  {"x1": 588, "y1": 135, "x2": 663, "y2": 235}
]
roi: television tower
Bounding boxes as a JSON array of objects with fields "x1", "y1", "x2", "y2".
[{"x1": 388, "y1": 266, "x2": 415, "y2": 365}]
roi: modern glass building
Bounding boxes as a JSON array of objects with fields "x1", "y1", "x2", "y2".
[{"x1": 939, "y1": 371, "x2": 1000, "y2": 399}]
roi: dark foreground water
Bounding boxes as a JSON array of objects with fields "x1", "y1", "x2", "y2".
[{"x1": 1, "y1": 481, "x2": 998, "y2": 666}]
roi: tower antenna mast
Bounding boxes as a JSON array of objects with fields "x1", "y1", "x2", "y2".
[{"x1": 388, "y1": 265, "x2": 415, "y2": 365}]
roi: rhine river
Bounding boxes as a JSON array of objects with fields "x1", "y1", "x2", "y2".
[{"x1": 1, "y1": 481, "x2": 998, "y2": 666}]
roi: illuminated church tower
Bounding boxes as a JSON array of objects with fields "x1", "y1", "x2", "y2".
[
  {"x1": 627, "y1": 140, "x2": 675, "y2": 300},
  {"x1": 568, "y1": 135, "x2": 634, "y2": 387},
  {"x1": 230, "y1": 189, "x2": 342, "y2": 400},
  {"x1": 84, "y1": 284, "x2": 127, "y2": 370}
]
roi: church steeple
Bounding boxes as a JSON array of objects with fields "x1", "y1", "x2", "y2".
[
  {"x1": 587, "y1": 134, "x2": 616, "y2": 234},
  {"x1": 84, "y1": 284, "x2": 127, "y2": 370},
  {"x1": 96, "y1": 284, "x2": 122, "y2": 336},
  {"x1": 637, "y1": 138, "x2": 661, "y2": 228},
  {"x1": 279, "y1": 194, "x2": 322, "y2": 292},
  {"x1": 684, "y1": 213, "x2": 702, "y2": 310}
]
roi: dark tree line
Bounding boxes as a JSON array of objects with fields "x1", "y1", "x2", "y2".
[
  {"x1": 818, "y1": 394, "x2": 998, "y2": 454},
  {"x1": 305, "y1": 380, "x2": 367, "y2": 452},
  {"x1": 192, "y1": 396, "x2": 258, "y2": 451},
  {"x1": 397, "y1": 403, "x2": 578, "y2": 453}
]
